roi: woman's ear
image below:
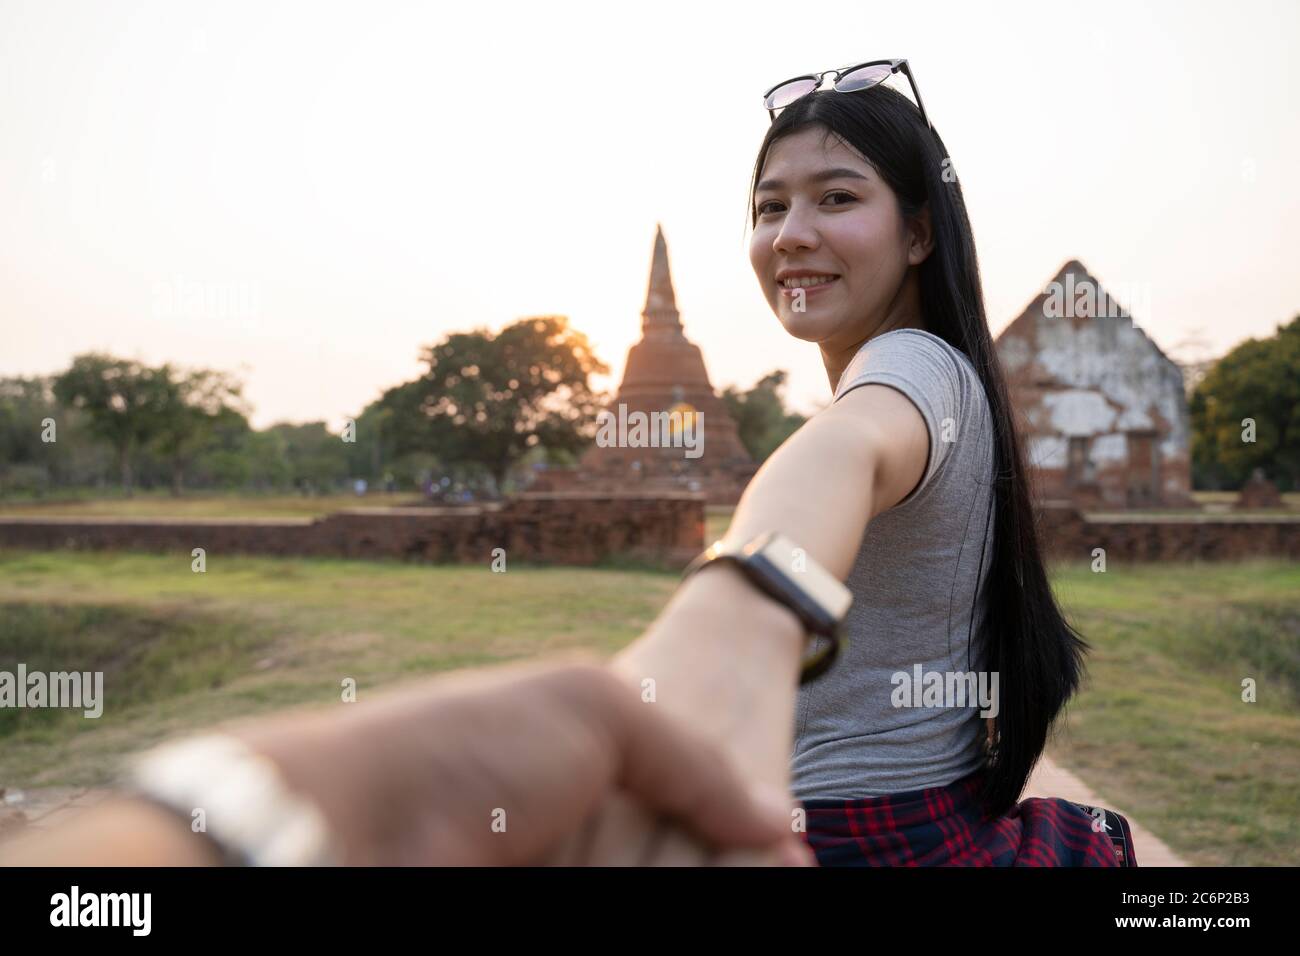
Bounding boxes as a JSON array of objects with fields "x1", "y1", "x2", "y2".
[{"x1": 906, "y1": 203, "x2": 935, "y2": 266}]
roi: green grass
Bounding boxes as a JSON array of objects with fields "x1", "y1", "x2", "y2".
[
  {"x1": 0, "y1": 549, "x2": 679, "y2": 786},
  {"x1": 0, "y1": 604, "x2": 267, "y2": 733},
  {"x1": 705, "y1": 506, "x2": 733, "y2": 544},
  {"x1": 0, "y1": 492, "x2": 426, "y2": 519},
  {"x1": 1047, "y1": 560, "x2": 1300, "y2": 866},
  {"x1": 0, "y1": 545, "x2": 1295, "y2": 866},
  {"x1": 1192, "y1": 491, "x2": 1300, "y2": 507}
]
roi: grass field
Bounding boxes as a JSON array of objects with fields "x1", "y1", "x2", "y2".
[
  {"x1": 1047, "y1": 561, "x2": 1298, "y2": 866},
  {"x1": 0, "y1": 547, "x2": 1296, "y2": 866},
  {"x1": 0, "y1": 491, "x2": 427, "y2": 519}
]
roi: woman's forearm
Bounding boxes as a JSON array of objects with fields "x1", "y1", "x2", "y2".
[
  {"x1": 609, "y1": 401, "x2": 889, "y2": 785},
  {"x1": 718, "y1": 398, "x2": 881, "y2": 578}
]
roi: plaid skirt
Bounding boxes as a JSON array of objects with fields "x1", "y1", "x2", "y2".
[{"x1": 798, "y1": 769, "x2": 1138, "y2": 866}]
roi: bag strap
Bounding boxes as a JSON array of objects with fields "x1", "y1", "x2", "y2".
[{"x1": 1069, "y1": 802, "x2": 1138, "y2": 866}]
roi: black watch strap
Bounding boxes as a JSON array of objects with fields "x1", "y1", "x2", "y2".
[{"x1": 681, "y1": 531, "x2": 852, "y2": 683}]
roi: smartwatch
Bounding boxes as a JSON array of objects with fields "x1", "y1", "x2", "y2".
[{"x1": 681, "y1": 531, "x2": 853, "y2": 683}]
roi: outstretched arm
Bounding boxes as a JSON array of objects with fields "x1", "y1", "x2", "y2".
[
  {"x1": 611, "y1": 382, "x2": 929, "y2": 787},
  {"x1": 559, "y1": 383, "x2": 929, "y2": 865}
]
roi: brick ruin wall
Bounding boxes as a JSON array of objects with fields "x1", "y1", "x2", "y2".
[
  {"x1": 0, "y1": 494, "x2": 707, "y2": 568},
  {"x1": 1036, "y1": 506, "x2": 1300, "y2": 563},
  {"x1": 0, "y1": 497, "x2": 1295, "y2": 567}
]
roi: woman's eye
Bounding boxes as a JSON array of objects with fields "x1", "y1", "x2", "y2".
[{"x1": 756, "y1": 192, "x2": 855, "y2": 216}]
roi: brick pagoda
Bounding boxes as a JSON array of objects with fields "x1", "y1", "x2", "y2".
[{"x1": 532, "y1": 224, "x2": 756, "y2": 505}]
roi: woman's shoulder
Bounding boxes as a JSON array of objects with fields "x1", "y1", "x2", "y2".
[
  {"x1": 834, "y1": 328, "x2": 982, "y2": 404},
  {"x1": 833, "y1": 327, "x2": 995, "y2": 501},
  {"x1": 864, "y1": 327, "x2": 977, "y2": 372}
]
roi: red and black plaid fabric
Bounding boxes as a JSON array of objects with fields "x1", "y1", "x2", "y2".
[{"x1": 798, "y1": 769, "x2": 1138, "y2": 866}]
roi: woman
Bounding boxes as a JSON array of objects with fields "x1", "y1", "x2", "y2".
[
  {"x1": 575, "y1": 63, "x2": 1136, "y2": 866},
  {"x1": 11, "y1": 65, "x2": 1132, "y2": 869}
]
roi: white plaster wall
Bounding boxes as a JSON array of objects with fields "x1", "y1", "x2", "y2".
[
  {"x1": 999, "y1": 334, "x2": 1031, "y2": 372},
  {"x1": 1041, "y1": 389, "x2": 1117, "y2": 436},
  {"x1": 1031, "y1": 315, "x2": 1189, "y2": 459},
  {"x1": 1091, "y1": 432, "x2": 1128, "y2": 464}
]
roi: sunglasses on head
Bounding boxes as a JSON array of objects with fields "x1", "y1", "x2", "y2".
[{"x1": 762, "y1": 58, "x2": 932, "y2": 131}]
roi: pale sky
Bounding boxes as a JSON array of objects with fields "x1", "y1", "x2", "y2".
[{"x1": 2, "y1": 0, "x2": 1297, "y2": 428}]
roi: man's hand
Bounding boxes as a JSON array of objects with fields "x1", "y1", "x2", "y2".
[
  {"x1": 1, "y1": 657, "x2": 812, "y2": 867},
  {"x1": 233, "y1": 656, "x2": 809, "y2": 865}
]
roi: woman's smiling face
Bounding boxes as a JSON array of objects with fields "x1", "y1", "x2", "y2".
[{"x1": 749, "y1": 125, "x2": 924, "y2": 353}]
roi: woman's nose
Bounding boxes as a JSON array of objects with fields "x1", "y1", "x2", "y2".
[{"x1": 774, "y1": 209, "x2": 819, "y2": 255}]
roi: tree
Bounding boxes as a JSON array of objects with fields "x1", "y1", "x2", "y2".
[
  {"x1": 1190, "y1": 315, "x2": 1300, "y2": 490},
  {"x1": 0, "y1": 376, "x2": 59, "y2": 494},
  {"x1": 376, "y1": 316, "x2": 609, "y2": 495},
  {"x1": 150, "y1": 367, "x2": 249, "y2": 495},
  {"x1": 52, "y1": 354, "x2": 175, "y2": 495},
  {"x1": 197, "y1": 428, "x2": 291, "y2": 491},
  {"x1": 720, "y1": 370, "x2": 808, "y2": 463},
  {"x1": 1, "y1": 376, "x2": 124, "y2": 494},
  {"x1": 265, "y1": 422, "x2": 351, "y2": 491}
]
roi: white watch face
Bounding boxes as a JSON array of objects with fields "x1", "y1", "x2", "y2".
[{"x1": 752, "y1": 532, "x2": 853, "y2": 619}]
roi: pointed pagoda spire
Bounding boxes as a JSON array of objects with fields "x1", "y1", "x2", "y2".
[{"x1": 641, "y1": 222, "x2": 683, "y2": 335}]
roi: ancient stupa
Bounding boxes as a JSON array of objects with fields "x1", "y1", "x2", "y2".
[{"x1": 532, "y1": 224, "x2": 756, "y2": 505}]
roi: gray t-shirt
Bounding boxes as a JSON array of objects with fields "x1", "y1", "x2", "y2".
[{"x1": 791, "y1": 328, "x2": 997, "y2": 800}]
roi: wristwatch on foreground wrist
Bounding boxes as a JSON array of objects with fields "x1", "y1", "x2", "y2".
[
  {"x1": 127, "y1": 734, "x2": 342, "y2": 866},
  {"x1": 681, "y1": 531, "x2": 853, "y2": 683}
]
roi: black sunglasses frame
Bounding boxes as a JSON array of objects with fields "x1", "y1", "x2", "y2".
[{"x1": 763, "y1": 58, "x2": 932, "y2": 132}]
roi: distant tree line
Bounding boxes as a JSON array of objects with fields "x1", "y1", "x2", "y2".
[
  {"x1": 1190, "y1": 315, "x2": 1299, "y2": 491},
  {"x1": 0, "y1": 315, "x2": 808, "y2": 500},
  {"x1": 720, "y1": 370, "x2": 807, "y2": 463},
  {"x1": 0, "y1": 359, "x2": 382, "y2": 499}
]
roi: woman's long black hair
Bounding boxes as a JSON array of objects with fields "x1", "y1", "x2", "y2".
[{"x1": 748, "y1": 84, "x2": 1089, "y2": 818}]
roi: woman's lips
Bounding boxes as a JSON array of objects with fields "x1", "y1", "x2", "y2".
[{"x1": 779, "y1": 276, "x2": 840, "y2": 299}]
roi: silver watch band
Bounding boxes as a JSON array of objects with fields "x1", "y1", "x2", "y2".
[{"x1": 128, "y1": 734, "x2": 342, "y2": 867}]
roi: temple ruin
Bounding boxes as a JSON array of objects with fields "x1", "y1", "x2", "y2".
[
  {"x1": 996, "y1": 260, "x2": 1193, "y2": 509},
  {"x1": 532, "y1": 225, "x2": 757, "y2": 505}
]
